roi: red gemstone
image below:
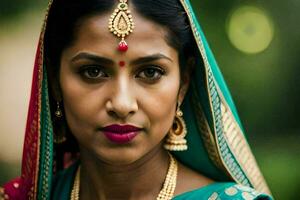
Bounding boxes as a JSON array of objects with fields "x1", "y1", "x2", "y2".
[{"x1": 118, "y1": 41, "x2": 128, "y2": 52}]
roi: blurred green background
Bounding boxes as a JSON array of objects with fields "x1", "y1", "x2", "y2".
[{"x1": 0, "y1": 0, "x2": 299, "y2": 199}]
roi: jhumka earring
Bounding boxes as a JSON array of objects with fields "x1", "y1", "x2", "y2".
[
  {"x1": 55, "y1": 101, "x2": 63, "y2": 118},
  {"x1": 54, "y1": 101, "x2": 66, "y2": 144},
  {"x1": 164, "y1": 106, "x2": 188, "y2": 151},
  {"x1": 108, "y1": 0, "x2": 135, "y2": 52}
]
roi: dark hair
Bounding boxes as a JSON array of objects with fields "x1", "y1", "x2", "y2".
[{"x1": 44, "y1": 0, "x2": 197, "y2": 75}]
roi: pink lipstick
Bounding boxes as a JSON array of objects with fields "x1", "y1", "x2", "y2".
[{"x1": 101, "y1": 124, "x2": 142, "y2": 144}]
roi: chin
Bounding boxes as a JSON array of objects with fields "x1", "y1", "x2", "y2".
[{"x1": 92, "y1": 145, "x2": 146, "y2": 166}]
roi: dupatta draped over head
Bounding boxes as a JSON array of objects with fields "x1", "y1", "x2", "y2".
[{"x1": 2, "y1": 0, "x2": 271, "y2": 199}]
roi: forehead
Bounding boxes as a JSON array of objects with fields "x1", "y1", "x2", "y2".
[{"x1": 68, "y1": 9, "x2": 176, "y2": 58}]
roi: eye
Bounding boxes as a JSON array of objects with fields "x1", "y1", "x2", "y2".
[
  {"x1": 80, "y1": 66, "x2": 108, "y2": 79},
  {"x1": 136, "y1": 66, "x2": 165, "y2": 81}
]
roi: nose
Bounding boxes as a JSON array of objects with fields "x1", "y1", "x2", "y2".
[{"x1": 105, "y1": 77, "x2": 138, "y2": 119}]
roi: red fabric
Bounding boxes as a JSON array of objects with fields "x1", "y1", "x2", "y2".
[
  {"x1": 4, "y1": 39, "x2": 43, "y2": 200},
  {"x1": 3, "y1": 178, "x2": 22, "y2": 200}
]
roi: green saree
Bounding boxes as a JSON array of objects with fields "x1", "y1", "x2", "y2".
[{"x1": 1, "y1": 0, "x2": 273, "y2": 199}]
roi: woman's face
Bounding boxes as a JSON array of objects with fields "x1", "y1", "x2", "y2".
[{"x1": 58, "y1": 10, "x2": 189, "y2": 165}]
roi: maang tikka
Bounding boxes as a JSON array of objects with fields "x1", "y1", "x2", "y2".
[{"x1": 109, "y1": 0, "x2": 135, "y2": 52}]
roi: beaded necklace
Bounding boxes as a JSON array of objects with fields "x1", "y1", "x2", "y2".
[{"x1": 70, "y1": 154, "x2": 178, "y2": 200}]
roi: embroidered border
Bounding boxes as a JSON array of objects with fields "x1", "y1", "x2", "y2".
[
  {"x1": 36, "y1": 1, "x2": 54, "y2": 199},
  {"x1": 191, "y1": 86, "x2": 225, "y2": 171}
]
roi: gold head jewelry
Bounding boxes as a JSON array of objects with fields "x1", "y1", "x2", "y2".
[{"x1": 108, "y1": 0, "x2": 135, "y2": 52}]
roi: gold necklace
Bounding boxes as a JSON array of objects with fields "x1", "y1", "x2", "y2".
[{"x1": 70, "y1": 154, "x2": 178, "y2": 200}]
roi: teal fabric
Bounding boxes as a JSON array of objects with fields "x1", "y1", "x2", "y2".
[
  {"x1": 172, "y1": 0, "x2": 266, "y2": 191},
  {"x1": 173, "y1": 0, "x2": 246, "y2": 181},
  {"x1": 173, "y1": 182, "x2": 272, "y2": 200},
  {"x1": 173, "y1": 89, "x2": 229, "y2": 181},
  {"x1": 38, "y1": 64, "x2": 54, "y2": 200},
  {"x1": 51, "y1": 162, "x2": 78, "y2": 200}
]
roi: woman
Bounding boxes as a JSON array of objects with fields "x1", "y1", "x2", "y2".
[{"x1": 1, "y1": 0, "x2": 273, "y2": 199}]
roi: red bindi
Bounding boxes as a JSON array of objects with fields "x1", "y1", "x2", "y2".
[{"x1": 119, "y1": 61, "x2": 126, "y2": 67}]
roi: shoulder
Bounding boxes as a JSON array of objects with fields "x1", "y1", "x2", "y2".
[
  {"x1": 173, "y1": 182, "x2": 273, "y2": 200},
  {"x1": 176, "y1": 162, "x2": 214, "y2": 195}
]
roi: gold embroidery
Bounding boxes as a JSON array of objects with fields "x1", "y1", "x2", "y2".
[
  {"x1": 225, "y1": 187, "x2": 238, "y2": 196},
  {"x1": 191, "y1": 89, "x2": 224, "y2": 170},
  {"x1": 242, "y1": 191, "x2": 254, "y2": 200},
  {"x1": 179, "y1": 0, "x2": 242, "y2": 186},
  {"x1": 31, "y1": 0, "x2": 54, "y2": 199},
  {"x1": 220, "y1": 101, "x2": 270, "y2": 194},
  {"x1": 208, "y1": 192, "x2": 219, "y2": 200}
]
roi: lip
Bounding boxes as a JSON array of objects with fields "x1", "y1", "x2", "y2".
[{"x1": 101, "y1": 124, "x2": 142, "y2": 144}]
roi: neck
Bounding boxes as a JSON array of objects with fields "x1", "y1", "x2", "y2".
[{"x1": 79, "y1": 145, "x2": 170, "y2": 200}]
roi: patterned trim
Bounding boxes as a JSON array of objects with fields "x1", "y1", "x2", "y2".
[
  {"x1": 207, "y1": 69, "x2": 251, "y2": 187},
  {"x1": 36, "y1": 1, "x2": 54, "y2": 199},
  {"x1": 208, "y1": 184, "x2": 271, "y2": 200},
  {"x1": 35, "y1": 9, "x2": 49, "y2": 196},
  {"x1": 220, "y1": 98, "x2": 271, "y2": 194},
  {"x1": 191, "y1": 86, "x2": 224, "y2": 171},
  {"x1": 35, "y1": 39, "x2": 42, "y2": 200},
  {"x1": 25, "y1": 37, "x2": 42, "y2": 200},
  {"x1": 179, "y1": 0, "x2": 271, "y2": 194},
  {"x1": 38, "y1": 68, "x2": 54, "y2": 200},
  {"x1": 178, "y1": 0, "x2": 247, "y2": 185}
]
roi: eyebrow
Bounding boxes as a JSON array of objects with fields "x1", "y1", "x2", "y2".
[
  {"x1": 131, "y1": 53, "x2": 173, "y2": 65},
  {"x1": 71, "y1": 52, "x2": 173, "y2": 65},
  {"x1": 71, "y1": 52, "x2": 114, "y2": 65}
]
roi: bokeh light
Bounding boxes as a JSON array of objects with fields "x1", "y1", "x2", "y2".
[{"x1": 227, "y1": 6, "x2": 274, "y2": 54}]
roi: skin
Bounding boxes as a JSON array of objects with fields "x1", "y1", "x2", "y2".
[{"x1": 53, "y1": 8, "x2": 213, "y2": 200}]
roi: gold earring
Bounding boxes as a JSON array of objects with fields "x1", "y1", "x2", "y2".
[
  {"x1": 55, "y1": 101, "x2": 63, "y2": 118},
  {"x1": 164, "y1": 107, "x2": 188, "y2": 151},
  {"x1": 54, "y1": 101, "x2": 66, "y2": 144}
]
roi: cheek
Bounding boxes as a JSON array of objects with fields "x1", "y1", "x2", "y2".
[
  {"x1": 139, "y1": 75, "x2": 180, "y2": 138},
  {"x1": 59, "y1": 68, "x2": 103, "y2": 137}
]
